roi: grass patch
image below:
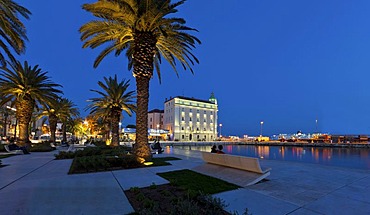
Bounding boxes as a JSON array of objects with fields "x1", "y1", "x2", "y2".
[
  {"x1": 151, "y1": 157, "x2": 181, "y2": 166},
  {"x1": 157, "y1": 169, "x2": 240, "y2": 195}
]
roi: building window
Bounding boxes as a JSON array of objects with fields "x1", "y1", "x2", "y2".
[
  {"x1": 203, "y1": 128, "x2": 206, "y2": 131},
  {"x1": 197, "y1": 127, "x2": 199, "y2": 131},
  {"x1": 182, "y1": 108, "x2": 184, "y2": 111},
  {"x1": 197, "y1": 110, "x2": 199, "y2": 113},
  {"x1": 204, "y1": 110, "x2": 206, "y2": 114},
  {"x1": 181, "y1": 127, "x2": 184, "y2": 130},
  {"x1": 182, "y1": 135, "x2": 185, "y2": 139},
  {"x1": 197, "y1": 118, "x2": 200, "y2": 122},
  {"x1": 211, "y1": 111, "x2": 213, "y2": 114},
  {"x1": 204, "y1": 119, "x2": 206, "y2": 122},
  {"x1": 190, "y1": 109, "x2": 192, "y2": 112},
  {"x1": 150, "y1": 118, "x2": 152, "y2": 122},
  {"x1": 210, "y1": 119, "x2": 213, "y2": 123},
  {"x1": 182, "y1": 117, "x2": 184, "y2": 121},
  {"x1": 189, "y1": 117, "x2": 192, "y2": 121}
]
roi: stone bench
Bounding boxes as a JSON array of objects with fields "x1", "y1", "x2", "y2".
[
  {"x1": 197, "y1": 152, "x2": 271, "y2": 186},
  {"x1": 4, "y1": 145, "x2": 23, "y2": 155}
]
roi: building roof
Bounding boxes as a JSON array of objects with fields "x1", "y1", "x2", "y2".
[
  {"x1": 167, "y1": 96, "x2": 214, "y2": 104},
  {"x1": 148, "y1": 109, "x2": 164, "y2": 113}
]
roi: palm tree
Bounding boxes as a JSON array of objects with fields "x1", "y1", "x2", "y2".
[
  {"x1": 59, "y1": 98, "x2": 80, "y2": 142},
  {"x1": 0, "y1": 61, "x2": 62, "y2": 146},
  {"x1": 0, "y1": 0, "x2": 31, "y2": 65},
  {"x1": 38, "y1": 97, "x2": 79, "y2": 143},
  {"x1": 86, "y1": 75, "x2": 135, "y2": 146},
  {"x1": 80, "y1": 0, "x2": 200, "y2": 159}
]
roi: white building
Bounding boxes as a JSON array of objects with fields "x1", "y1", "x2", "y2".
[
  {"x1": 163, "y1": 93, "x2": 218, "y2": 141},
  {"x1": 147, "y1": 109, "x2": 164, "y2": 130}
]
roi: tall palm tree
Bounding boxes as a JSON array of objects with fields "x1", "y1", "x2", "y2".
[
  {"x1": 0, "y1": 61, "x2": 62, "y2": 146},
  {"x1": 0, "y1": 0, "x2": 31, "y2": 65},
  {"x1": 86, "y1": 75, "x2": 135, "y2": 146},
  {"x1": 80, "y1": 0, "x2": 200, "y2": 159}
]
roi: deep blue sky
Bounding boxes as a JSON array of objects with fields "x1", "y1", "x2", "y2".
[{"x1": 18, "y1": 0, "x2": 370, "y2": 136}]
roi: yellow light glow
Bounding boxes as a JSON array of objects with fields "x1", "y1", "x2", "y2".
[{"x1": 143, "y1": 162, "x2": 153, "y2": 166}]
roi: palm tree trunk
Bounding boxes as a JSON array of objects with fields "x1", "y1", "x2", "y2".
[
  {"x1": 111, "y1": 110, "x2": 120, "y2": 146},
  {"x1": 3, "y1": 113, "x2": 8, "y2": 136},
  {"x1": 16, "y1": 97, "x2": 34, "y2": 147},
  {"x1": 62, "y1": 122, "x2": 67, "y2": 142},
  {"x1": 132, "y1": 31, "x2": 156, "y2": 161},
  {"x1": 133, "y1": 76, "x2": 151, "y2": 160},
  {"x1": 49, "y1": 114, "x2": 58, "y2": 143}
]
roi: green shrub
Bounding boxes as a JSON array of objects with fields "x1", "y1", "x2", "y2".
[
  {"x1": 55, "y1": 151, "x2": 76, "y2": 159},
  {"x1": 29, "y1": 142, "x2": 55, "y2": 152},
  {"x1": 68, "y1": 154, "x2": 140, "y2": 174}
]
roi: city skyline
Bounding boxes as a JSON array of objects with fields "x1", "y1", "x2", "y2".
[{"x1": 17, "y1": 0, "x2": 370, "y2": 136}]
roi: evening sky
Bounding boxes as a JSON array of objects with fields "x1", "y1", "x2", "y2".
[{"x1": 18, "y1": 0, "x2": 370, "y2": 136}]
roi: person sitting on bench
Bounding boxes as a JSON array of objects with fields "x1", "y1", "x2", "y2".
[{"x1": 152, "y1": 140, "x2": 164, "y2": 154}]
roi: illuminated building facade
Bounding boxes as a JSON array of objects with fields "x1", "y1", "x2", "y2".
[
  {"x1": 148, "y1": 109, "x2": 164, "y2": 130},
  {"x1": 164, "y1": 93, "x2": 218, "y2": 141}
]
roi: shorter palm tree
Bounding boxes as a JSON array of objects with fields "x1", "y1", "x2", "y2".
[
  {"x1": 0, "y1": 61, "x2": 62, "y2": 146},
  {"x1": 38, "y1": 97, "x2": 79, "y2": 143},
  {"x1": 86, "y1": 75, "x2": 135, "y2": 146}
]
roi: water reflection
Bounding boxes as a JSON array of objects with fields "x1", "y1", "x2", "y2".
[{"x1": 175, "y1": 145, "x2": 370, "y2": 170}]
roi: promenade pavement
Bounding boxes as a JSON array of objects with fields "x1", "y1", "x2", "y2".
[{"x1": 0, "y1": 147, "x2": 369, "y2": 215}]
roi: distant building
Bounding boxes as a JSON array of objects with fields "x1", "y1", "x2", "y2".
[
  {"x1": 148, "y1": 109, "x2": 164, "y2": 130},
  {"x1": 164, "y1": 93, "x2": 218, "y2": 141}
]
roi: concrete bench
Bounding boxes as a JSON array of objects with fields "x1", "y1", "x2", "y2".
[
  {"x1": 198, "y1": 152, "x2": 271, "y2": 186},
  {"x1": 4, "y1": 145, "x2": 23, "y2": 155}
]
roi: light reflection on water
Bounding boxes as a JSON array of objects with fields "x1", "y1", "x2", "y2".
[{"x1": 175, "y1": 145, "x2": 370, "y2": 170}]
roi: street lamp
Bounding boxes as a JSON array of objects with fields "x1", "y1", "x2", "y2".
[
  {"x1": 315, "y1": 119, "x2": 318, "y2": 133},
  {"x1": 260, "y1": 121, "x2": 264, "y2": 137},
  {"x1": 156, "y1": 124, "x2": 160, "y2": 140},
  {"x1": 6, "y1": 106, "x2": 17, "y2": 139},
  {"x1": 219, "y1": 123, "x2": 222, "y2": 138}
]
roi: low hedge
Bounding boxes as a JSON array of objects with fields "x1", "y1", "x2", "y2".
[
  {"x1": 29, "y1": 142, "x2": 55, "y2": 152},
  {"x1": 55, "y1": 146, "x2": 130, "y2": 160},
  {"x1": 69, "y1": 154, "x2": 141, "y2": 174}
]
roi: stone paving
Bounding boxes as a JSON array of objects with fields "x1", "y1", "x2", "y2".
[{"x1": 0, "y1": 147, "x2": 369, "y2": 215}]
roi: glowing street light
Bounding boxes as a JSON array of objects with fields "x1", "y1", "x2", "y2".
[
  {"x1": 219, "y1": 123, "x2": 223, "y2": 138},
  {"x1": 260, "y1": 121, "x2": 264, "y2": 137}
]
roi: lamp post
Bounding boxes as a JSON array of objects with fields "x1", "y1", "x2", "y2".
[
  {"x1": 156, "y1": 124, "x2": 160, "y2": 140},
  {"x1": 219, "y1": 123, "x2": 222, "y2": 138},
  {"x1": 6, "y1": 106, "x2": 17, "y2": 139},
  {"x1": 315, "y1": 119, "x2": 318, "y2": 133},
  {"x1": 260, "y1": 121, "x2": 264, "y2": 137}
]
